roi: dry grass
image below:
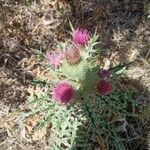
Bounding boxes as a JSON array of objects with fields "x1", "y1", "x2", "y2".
[
  {"x1": 0, "y1": 0, "x2": 150, "y2": 149},
  {"x1": 0, "y1": 103, "x2": 51, "y2": 150}
]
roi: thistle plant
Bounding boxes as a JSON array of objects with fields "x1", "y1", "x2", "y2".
[{"x1": 23, "y1": 28, "x2": 138, "y2": 150}]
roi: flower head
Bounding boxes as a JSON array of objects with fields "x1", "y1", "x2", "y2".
[
  {"x1": 72, "y1": 29, "x2": 89, "y2": 46},
  {"x1": 52, "y1": 82, "x2": 75, "y2": 104},
  {"x1": 65, "y1": 45, "x2": 80, "y2": 64},
  {"x1": 47, "y1": 51, "x2": 64, "y2": 68},
  {"x1": 96, "y1": 80, "x2": 112, "y2": 95},
  {"x1": 99, "y1": 69, "x2": 110, "y2": 78}
]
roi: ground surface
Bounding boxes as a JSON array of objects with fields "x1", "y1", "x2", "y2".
[{"x1": 0, "y1": 0, "x2": 150, "y2": 150}]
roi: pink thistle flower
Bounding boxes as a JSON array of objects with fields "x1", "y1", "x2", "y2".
[
  {"x1": 52, "y1": 82, "x2": 75, "y2": 104},
  {"x1": 47, "y1": 51, "x2": 64, "y2": 68},
  {"x1": 65, "y1": 45, "x2": 80, "y2": 64},
  {"x1": 72, "y1": 28, "x2": 90, "y2": 46},
  {"x1": 99, "y1": 69, "x2": 110, "y2": 78},
  {"x1": 96, "y1": 80, "x2": 112, "y2": 95}
]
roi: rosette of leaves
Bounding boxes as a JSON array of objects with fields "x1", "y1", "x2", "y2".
[{"x1": 21, "y1": 29, "x2": 138, "y2": 150}]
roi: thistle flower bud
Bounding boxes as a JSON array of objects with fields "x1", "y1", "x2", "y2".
[
  {"x1": 99, "y1": 69, "x2": 110, "y2": 78},
  {"x1": 96, "y1": 80, "x2": 112, "y2": 95},
  {"x1": 47, "y1": 51, "x2": 64, "y2": 68},
  {"x1": 65, "y1": 45, "x2": 81, "y2": 65},
  {"x1": 52, "y1": 82, "x2": 75, "y2": 104},
  {"x1": 72, "y1": 28, "x2": 89, "y2": 46}
]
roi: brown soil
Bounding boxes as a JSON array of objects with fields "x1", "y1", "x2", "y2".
[{"x1": 0, "y1": 0, "x2": 150, "y2": 150}]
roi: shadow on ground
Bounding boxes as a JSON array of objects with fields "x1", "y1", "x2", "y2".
[{"x1": 71, "y1": 77, "x2": 150, "y2": 150}]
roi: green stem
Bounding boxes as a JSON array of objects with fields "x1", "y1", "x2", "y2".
[{"x1": 84, "y1": 103, "x2": 103, "y2": 143}]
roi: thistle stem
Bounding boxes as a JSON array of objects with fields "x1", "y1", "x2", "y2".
[{"x1": 84, "y1": 103, "x2": 105, "y2": 148}]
